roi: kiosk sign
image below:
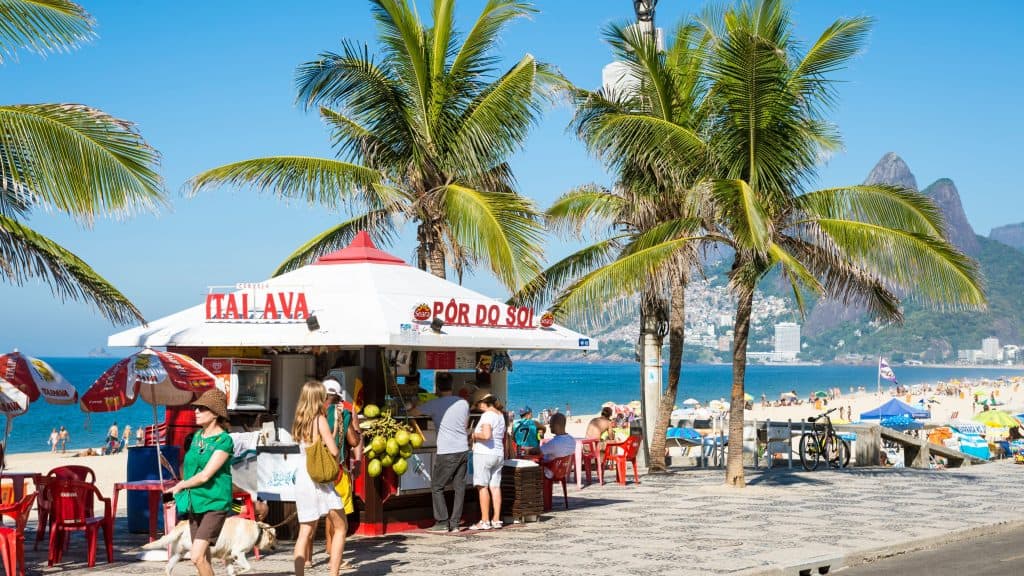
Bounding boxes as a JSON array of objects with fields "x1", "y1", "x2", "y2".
[
  {"x1": 205, "y1": 283, "x2": 310, "y2": 322},
  {"x1": 418, "y1": 299, "x2": 537, "y2": 329}
]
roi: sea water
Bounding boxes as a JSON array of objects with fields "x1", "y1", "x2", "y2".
[{"x1": 3, "y1": 358, "x2": 1019, "y2": 455}]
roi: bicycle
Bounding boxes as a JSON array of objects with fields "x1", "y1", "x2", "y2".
[{"x1": 799, "y1": 407, "x2": 849, "y2": 471}]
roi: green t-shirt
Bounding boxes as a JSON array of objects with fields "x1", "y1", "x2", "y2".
[{"x1": 175, "y1": 430, "x2": 233, "y2": 514}]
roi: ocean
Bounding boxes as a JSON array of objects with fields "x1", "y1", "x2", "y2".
[{"x1": 4, "y1": 358, "x2": 1019, "y2": 455}]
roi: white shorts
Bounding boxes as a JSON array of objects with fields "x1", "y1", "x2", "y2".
[{"x1": 472, "y1": 453, "x2": 503, "y2": 487}]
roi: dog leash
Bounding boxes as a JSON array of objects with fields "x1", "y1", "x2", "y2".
[{"x1": 267, "y1": 510, "x2": 298, "y2": 529}]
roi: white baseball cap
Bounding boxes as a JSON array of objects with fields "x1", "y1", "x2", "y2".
[{"x1": 323, "y1": 378, "x2": 342, "y2": 397}]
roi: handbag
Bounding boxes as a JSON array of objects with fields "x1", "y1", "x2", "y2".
[{"x1": 306, "y1": 418, "x2": 339, "y2": 484}]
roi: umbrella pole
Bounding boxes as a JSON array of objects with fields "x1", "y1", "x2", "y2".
[
  {"x1": 153, "y1": 404, "x2": 165, "y2": 486},
  {"x1": 1, "y1": 416, "x2": 9, "y2": 472}
]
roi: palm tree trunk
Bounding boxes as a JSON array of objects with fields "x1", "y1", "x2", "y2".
[
  {"x1": 725, "y1": 287, "x2": 753, "y2": 487},
  {"x1": 419, "y1": 222, "x2": 446, "y2": 279},
  {"x1": 648, "y1": 275, "x2": 685, "y2": 472}
]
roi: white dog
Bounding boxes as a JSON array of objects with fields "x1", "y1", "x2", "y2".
[{"x1": 142, "y1": 517, "x2": 277, "y2": 576}]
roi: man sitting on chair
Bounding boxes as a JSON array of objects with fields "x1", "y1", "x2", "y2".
[{"x1": 539, "y1": 414, "x2": 575, "y2": 469}]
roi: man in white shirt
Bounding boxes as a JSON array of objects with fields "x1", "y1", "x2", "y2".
[
  {"x1": 410, "y1": 373, "x2": 469, "y2": 532},
  {"x1": 540, "y1": 413, "x2": 576, "y2": 462}
]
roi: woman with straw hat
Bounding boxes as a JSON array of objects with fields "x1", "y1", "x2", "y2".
[{"x1": 167, "y1": 389, "x2": 234, "y2": 576}]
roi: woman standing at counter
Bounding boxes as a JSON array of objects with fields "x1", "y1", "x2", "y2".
[
  {"x1": 292, "y1": 380, "x2": 350, "y2": 575},
  {"x1": 469, "y1": 390, "x2": 506, "y2": 530},
  {"x1": 168, "y1": 389, "x2": 233, "y2": 576}
]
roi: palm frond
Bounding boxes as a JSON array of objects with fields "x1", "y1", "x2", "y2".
[
  {"x1": 508, "y1": 236, "x2": 625, "y2": 310},
  {"x1": 544, "y1": 184, "x2": 624, "y2": 239},
  {"x1": 272, "y1": 210, "x2": 398, "y2": 276},
  {"x1": 813, "y1": 218, "x2": 986, "y2": 310},
  {"x1": 0, "y1": 214, "x2": 143, "y2": 324},
  {"x1": 711, "y1": 179, "x2": 771, "y2": 254},
  {"x1": 449, "y1": 0, "x2": 535, "y2": 82},
  {"x1": 794, "y1": 184, "x2": 945, "y2": 237},
  {"x1": 439, "y1": 182, "x2": 543, "y2": 290},
  {"x1": 790, "y1": 16, "x2": 872, "y2": 109},
  {"x1": 0, "y1": 104, "x2": 164, "y2": 223},
  {"x1": 369, "y1": 0, "x2": 431, "y2": 137},
  {"x1": 0, "y1": 0, "x2": 93, "y2": 62},
  {"x1": 187, "y1": 156, "x2": 386, "y2": 211}
]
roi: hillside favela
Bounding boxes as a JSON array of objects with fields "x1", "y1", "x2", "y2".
[{"x1": 1, "y1": 1, "x2": 1021, "y2": 576}]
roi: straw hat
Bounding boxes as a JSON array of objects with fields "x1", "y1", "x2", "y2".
[
  {"x1": 469, "y1": 388, "x2": 496, "y2": 406},
  {"x1": 192, "y1": 389, "x2": 229, "y2": 420}
]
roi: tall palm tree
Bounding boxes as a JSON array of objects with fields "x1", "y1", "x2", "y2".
[
  {"x1": 189, "y1": 0, "x2": 555, "y2": 290},
  {"x1": 512, "y1": 22, "x2": 710, "y2": 471},
  {"x1": 0, "y1": 0, "x2": 165, "y2": 324},
  {"x1": 698, "y1": 0, "x2": 986, "y2": 486}
]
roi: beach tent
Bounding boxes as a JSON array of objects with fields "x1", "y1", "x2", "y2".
[
  {"x1": 108, "y1": 231, "x2": 597, "y2": 353},
  {"x1": 880, "y1": 414, "x2": 922, "y2": 431},
  {"x1": 860, "y1": 398, "x2": 930, "y2": 420}
]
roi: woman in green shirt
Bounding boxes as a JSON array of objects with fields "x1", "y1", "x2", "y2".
[{"x1": 168, "y1": 389, "x2": 233, "y2": 576}]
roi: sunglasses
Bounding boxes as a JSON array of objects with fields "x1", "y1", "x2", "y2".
[{"x1": 194, "y1": 406, "x2": 211, "y2": 413}]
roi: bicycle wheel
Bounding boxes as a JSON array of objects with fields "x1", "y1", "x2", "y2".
[
  {"x1": 828, "y1": 436, "x2": 848, "y2": 469},
  {"x1": 799, "y1": 433, "x2": 821, "y2": 471},
  {"x1": 841, "y1": 439, "x2": 852, "y2": 468}
]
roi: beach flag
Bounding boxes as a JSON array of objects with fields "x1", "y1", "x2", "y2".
[{"x1": 879, "y1": 358, "x2": 899, "y2": 384}]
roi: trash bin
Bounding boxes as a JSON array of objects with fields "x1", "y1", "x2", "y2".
[{"x1": 126, "y1": 445, "x2": 180, "y2": 533}]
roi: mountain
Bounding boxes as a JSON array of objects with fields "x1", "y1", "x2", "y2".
[
  {"x1": 990, "y1": 222, "x2": 1024, "y2": 251},
  {"x1": 864, "y1": 152, "x2": 918, "y2": 191},
  {"x1": 922, "y1": 178, "x2": 980, "y2": 256}
]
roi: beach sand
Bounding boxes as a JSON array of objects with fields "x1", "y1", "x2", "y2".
[{"x1": 5, "y1": 450, "x2": 132, "y2": 510}]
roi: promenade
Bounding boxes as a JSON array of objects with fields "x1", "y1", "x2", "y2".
[{"x1": 27, "y1": 460, "x2": 1024, "y2": 575}]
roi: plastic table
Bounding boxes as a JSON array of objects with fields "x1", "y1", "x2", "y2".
[
  {"x1": 0, "y1": 472, "x2": 40, "y2": 504},
  {"x1": 112, "y1": 479, "x2": 176, "y2": 542}
]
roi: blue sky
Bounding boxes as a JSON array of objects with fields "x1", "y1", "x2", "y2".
[{"x1": 3, "y1": 0, "x2": 1021, "y2": 356}]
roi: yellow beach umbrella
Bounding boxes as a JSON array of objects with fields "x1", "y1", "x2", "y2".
[{"x1": 972, "y1": 410, "x2": 1021, "y2": 428}]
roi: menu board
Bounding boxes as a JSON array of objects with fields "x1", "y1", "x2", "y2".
[{"x1": 424, "y1": 350, "x2": 456, "y2": 370}]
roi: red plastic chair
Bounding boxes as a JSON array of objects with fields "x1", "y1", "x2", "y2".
[
  {"x1": 35, "y1": 466, "x2": 97, "y2": 550},
  {"x1": 541, "y1": 455, "x2": 574, "y2": 511},
  {"x1": 0, "y1": 492, "x2": 36, "y2": 576},
  {"x1": 47, "y1": 479, "x2": 113, "y2": 567},
  {"x1": 580, "y1": 440, "x2": 603, "y2": 485},
  {"x1": 603, "y1": 435, "x2": 642, "y2": 485},
  {"x1": 232, "y1": 490, "x2": 260, "y2": 559}
]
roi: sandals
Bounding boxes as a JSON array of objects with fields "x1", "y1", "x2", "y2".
[
  {"x1": 339, "y1": 560, "x2": 356, "y2": 572},
  {"x1": 468, "y1": 521, "x2": 491, "y2": 530}
]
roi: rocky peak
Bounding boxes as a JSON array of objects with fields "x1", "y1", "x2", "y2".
[
  {"x1": 922, "y1": 178, "x2": 980, "y2": 256},
  {"x1": 990, "y1": 222, "x2": 1024, "y2": 251},
  {"x1": 864, "y1": 152, "x2": 918, "y2": 191}
]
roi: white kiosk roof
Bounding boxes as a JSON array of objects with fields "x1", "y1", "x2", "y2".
[{"x1": 109, "y1": 232, "x2": 596, "y2": 352}]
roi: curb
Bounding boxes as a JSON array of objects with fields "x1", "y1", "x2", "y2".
[{"x1": 732, "y1": 519, "x2": 1024, "y2": 575}]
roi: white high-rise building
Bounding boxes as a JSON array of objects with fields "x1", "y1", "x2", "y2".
[
  {"x1": 774, "y1": 322, "x2": 801, "y2": 359},
  {"x1": 982, "y1": 337, "x2": 1001, "y2": 361}
]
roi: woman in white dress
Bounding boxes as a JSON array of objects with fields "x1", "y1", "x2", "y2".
[{"x1": 292, "y1": 380, "x2": 350, "y2": 575}]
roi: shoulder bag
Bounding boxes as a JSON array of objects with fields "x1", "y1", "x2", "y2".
[{"x1": 306, "y1": 417, "x2": 340, "y2": 484}]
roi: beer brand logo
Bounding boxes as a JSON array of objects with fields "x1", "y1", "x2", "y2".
[
  {"x1": 539, "y1": 311, "x2": 555, "y2": 328},
  {"x1": 413, "y1": 303, "x2": 432, "y2": 321}
]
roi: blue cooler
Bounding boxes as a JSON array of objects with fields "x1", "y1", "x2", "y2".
[{"x1": 126, "y1": 445, "x2": 180, "y2": 533}]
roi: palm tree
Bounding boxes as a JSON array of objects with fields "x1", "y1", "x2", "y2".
[
  {"x1": 0, "y1": 0, "x2": 165, "y2": 324},
  {"x1": 512, "y1": 22, "x2": 710, "y2": 471},
  {"x1": 697, "y1": 0, "x2": 986, "y2": 486},
  {"x1": 189, "y1": 0, "x2": 556, "y2": 290}
]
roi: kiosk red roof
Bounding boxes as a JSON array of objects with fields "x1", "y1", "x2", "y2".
[{"x1": 314, "y1": 231, "x2": 406, "y2": 266}]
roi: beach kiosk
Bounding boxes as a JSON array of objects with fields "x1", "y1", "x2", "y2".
[{"x1": 107, "y1": 232, "x2": 596, "y2": 535}]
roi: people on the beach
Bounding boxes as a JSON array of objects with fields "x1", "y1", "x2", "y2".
[
  {"x1": 48, "y1": 428, "x2": 58, "y2": 453},
  {"x1": 107, "y1": 421, "x2": 119, "y2": 445},
  {"x1": 58, "y1": 426, "x2": 69, "y2": 453},
  {"x1": 410, "y1": 372, "x2": 469, "y2": 533},
  {"x1": 586, "y1": 407, "x2": 615, "y2": 441},
  {"x1": 469, "y1": 390, "x2": 505, "y2": 531},
  {"x1": 136, "y1": 426, "x2": 145, "y2": 446},
  {"x1": 123, "y1": 425, "x2": 132, "y2": 448},
  {"x1": 291, "y1": 380, "x2": 349, "y2": 576},
  {"x1": 168, "y1": 389, "x2": 233, "y2": 576}
]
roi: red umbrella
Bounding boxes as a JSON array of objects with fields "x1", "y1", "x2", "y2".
[
  {"x1": 0, "y1": 350, "x2": 78, "y2": 405},
  {"x1": 82, "y1": 349, "x2": 218, "y2": 483},
  {"x1": 0, "y1": 351, "x2": 79, "y2": 460}
]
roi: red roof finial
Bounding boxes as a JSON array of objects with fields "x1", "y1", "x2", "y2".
[{"x1": 314, "y1": 231, "x2": 407, "y2": 266}]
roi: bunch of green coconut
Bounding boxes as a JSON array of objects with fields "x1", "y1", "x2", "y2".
[{"x1": 359, "y1": 403, "x2": 424, "y2": 477}]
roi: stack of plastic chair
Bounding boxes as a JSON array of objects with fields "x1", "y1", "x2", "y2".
[
  {"x1": 35, "y1": 466, "x2": 96, "y2": 551},
  {"x1": 0, "y1": 492, "x2": 36, "y2": 576},
  {"x1": 232, "y1": 490, "x2": 259, "y2": 559}
]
